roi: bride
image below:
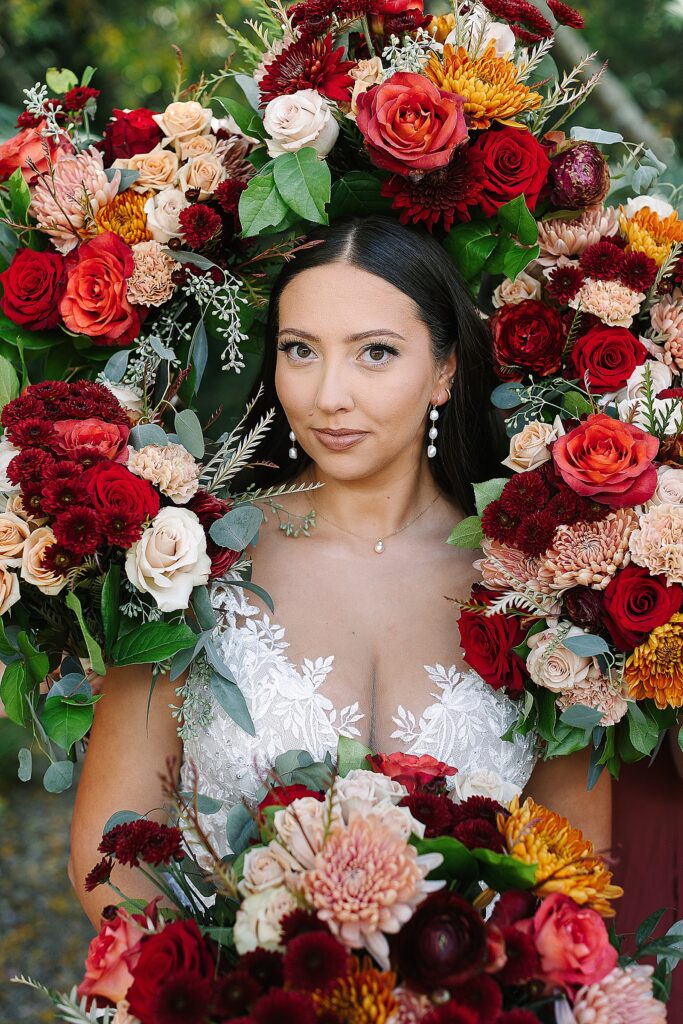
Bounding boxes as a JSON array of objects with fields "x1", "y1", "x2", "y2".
[{"x1": 70, "y1": 216, "x2": 610, "y2": 925}]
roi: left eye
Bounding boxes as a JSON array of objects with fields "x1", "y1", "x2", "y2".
[{"x1": 361, "y1": 345, "x2": 395, "y2": 365}]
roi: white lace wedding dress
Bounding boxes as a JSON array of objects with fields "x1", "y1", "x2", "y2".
[{"x1": 179, "y1": 578, "x2": 537, "y2": 858}]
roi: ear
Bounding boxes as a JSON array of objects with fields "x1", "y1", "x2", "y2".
[{"x1": 431, "y1": 351, "x2": 457, "y2": 406}]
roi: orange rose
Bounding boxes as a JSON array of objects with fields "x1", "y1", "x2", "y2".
[
  {"x1": 60, "y1": 232, "x2": 144, "y2": 346},
  {"x1": 552, "y1": 413, "x2": 659, "y2": 508},
  {"x1": 52, "y1": 418, "x2": 130, "y2": 461},
  {"x1": 77, "y1": 903, "x2": 154, "y2": 1004},
  {"x1": 367, "y1": 751, "x2": 457, "y2": 793},
  {"x1": 0, "y1": 120, "x2": 72, "y2": 183}
]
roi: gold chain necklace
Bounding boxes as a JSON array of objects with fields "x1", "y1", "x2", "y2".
[{"x1": 312, "y1": 493, "x2": 441, "y2": 554}]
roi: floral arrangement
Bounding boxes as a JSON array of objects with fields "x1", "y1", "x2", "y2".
[{"x1": 16, "y1": 742, "x2": 683, "y2": 1023}]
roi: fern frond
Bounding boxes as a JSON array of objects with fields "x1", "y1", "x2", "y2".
[
  {"x1": 204, "y1": 410, "x2": 276, "y2": 491},
  {"x1": 244, "y1": 17, "x2": 274, "y2": 49},
  {"x1": 529, "y1": 53, "x2": 605, "y2": 135},
  {"x1": 486, "y1": 590, "x2": 558, "y2": 617},
  {"x1": 52, "y1": 987, "x2": 116, "y2": 1023},
  {"x1": 515, "y1": 38, "x2": 554, "y2": 82},
  {"x1": 11, "y1": 974, "x2": 53, "y2": 997}
]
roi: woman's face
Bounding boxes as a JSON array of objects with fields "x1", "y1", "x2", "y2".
[{"x1": 275, "y1": 262, "x2": 456, "y2": 482}]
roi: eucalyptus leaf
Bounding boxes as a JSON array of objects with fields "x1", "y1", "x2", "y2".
[
  {"x1": 337, "y1": 735, "x2": 372, "y2": 777},
  {"x1": 447, "y1": 516, "x2": 483, "y2": 549},
  {"x1": 188, "y1": 319, "x2": 208, "y2": 393},
  {"x1": 491, "y1": 382, "x2": 525, "y2": 410},
  {"x1": 473, "y1": 478, "x2": 508, "y2": 517},
  {"x1": 559, "y1": 704, "x2": 604, "y2": 730},
  {"x1": 17, "y1": 747, "x2": 32, "y2": 783},
  {"x1": 104, "y1": 809, "x2": 141, "y2": 832},
  {"x1": 209, "y1": 505, "x2": 264, "y2": 551},
  {"x1": 106, "y1": 167, "x2": 140, "y2": 190},
  {"x1": 41, "y1": 695, "x2": 94, "y2": 753},
  {"x1": 167, "y1": 250, "x2": 222, "y2": 271},
  {"x1": 103, "y1": 348, "x2": 131, "y2": 383},
  {"x1": 569, "y1": 126, "x2": 624, "y2": 145},
  {"x1": 210, "y1": 673, "x2": 255, "y2": 736},
  {"x1": 174, "y1": 409, "x2": 205, "y2": 459},
  {"x1": 49, "y1": 672, "x2": 91, "y2": 700},
  {"x1": 563, "y1": 633, "x2": 610, "y2": 657},
  {"x1": 231, "y1": 579, "x2": 275, "y2": 613},
  {"x1": 191, "y1": 586, "x2": 217, "y2": 630},
  {"x1": 43, "y1": 760, "x2": 74, "y2": 793},
  {"x1": 129, "y1": 423, "x2": 168, "y2": 449},
  {"x1": 179, "y1": 792, "x2": 224, "y2": 814},
  {"x1": 170, "y1": 645, "x2": 199, "y2": 681},
  {"x1": 226, "y1": 802, "x2": 257, "y2": 854},
  {"x1": 234, "y1": 72, "x2": 262, "y2": 112},
  {"x1": 149, "y1": 335, "x2": 176, "y2": 361}
]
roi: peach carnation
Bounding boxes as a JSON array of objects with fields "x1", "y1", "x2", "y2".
[
  {"x1": 127, "y1": 442, "x2": 200, "y2": 504},
  {"x1": 535, "y1": 206, "x2": 619, "y2": 268},
  {"x1": 556, "y1": 671, "x2": 628, "y2": 726},
  {"x1": 300, "y1": 815, "x2": 443, "y2": 968},
  {"x1": 540, "y1": 510, "x2": 637, "y2": 591},
  {"x1": 126, "y1": 241, "x2": 176, "y2": 307},
  {"x1": 649, "y1": 288, "x2": 683, "y2": 369},
  {"x1": 566, "y1": 964, "x2": 666, "y2": 1024},
  {"x1": 569, "y1": 278, "x2": 645, "y2": 328},
  {"x1": 29, "y1": 146, "x2": 120, "y2": 254},
  {"x1": 629, "y1": 503, "x2": 683, "y2": 584}
]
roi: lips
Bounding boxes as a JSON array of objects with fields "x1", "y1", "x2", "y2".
[{"x1": 312, "y1": 428, "x2": 368, "y2": 451}]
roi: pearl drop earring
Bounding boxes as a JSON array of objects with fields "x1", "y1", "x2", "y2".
[
  {"x1": 427, "y1": 406, "x2": 439, "y2": 459},
  {"x1": 288, "y1": 430, "x2": 298, "y2": 460}
]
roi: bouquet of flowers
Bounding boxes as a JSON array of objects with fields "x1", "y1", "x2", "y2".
[{"x1": 17, "y1": 742, "x2": 683, "y2": 1023}]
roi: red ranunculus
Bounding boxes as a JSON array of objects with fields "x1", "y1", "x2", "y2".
[
  {"x1": 52, "y1": 418, "x2": 129, "y2": 462},
  {"x1": 126, "y1": 920, "x2": 215, "y2": 1024},
  {"x1": 601, "y1": 565, "x2": 683, "y2": 651},
  {"x1": 570, "y1": 325, "x2": 647, "y2": 393},
  {"x1": 83, "y1": 460, "x2": 160, "y2": 521},
  {"x1": 458, "y1": 589, "x2": 528, "y2": 696},
  {"x1": 552, "y1": 413, "x2": 659, "y2": 508},
  {"x1": 100, "y1": 107, "x2": 163, "y2": 166},
  {"x1": 490, "y1": 300, "x2": 564, "y2": 380},
  {"x1": 470, "y1": 126, "x2": 551, "y2": 216},
  {"x1": 367, "y1": 751, "x2": 457, "y2": 793},
  {"x1": 355, "y1": 72, "x2": 468, "y2": 177},
  {"x1": 0, "y1": 248, "x2": 66, "y2": 330},
  {"x1": 60, "y1": 232, "x2": 144, "y2": 346}
]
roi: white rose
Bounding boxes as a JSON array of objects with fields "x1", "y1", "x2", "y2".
[
  {"x1": 527, "y1": 625, "x2": 595, "y2": 692},
  {"x1": 233, "y1": 886, "x2": 298, "y2": 954},
  {"x1": 614, "y1": 361, "x2": 673, "y2": 404},
  {"x1": 452, "y1": 769, "x2": 521, "y2": 807},
  {"x1": 177, "y1": 153, "x2": 227, "y2": 199},
  {"x1": 650, "y1": 465, "x2": 683, "y2": 507},
  {"x1": 264, "y1": 90, "x2": 339, "y2": 158},
  {"x1": 366, "y1": 802, "x2": 425, "y2": 841},
  {"x1": 0, "y1": 564, "x2": 20, "y2": 616},
  {"x1": 144, "y1": 188, "x2": 189, "y2": 244},
  {"x1": 125, "y1": 506, "x2": 211, "y2": 612},
  {"x1": 0, "y1": 438, "x2": 20, "y2": 492},
  {"x1": 492, "y1": 271, "x2": 542, "y2": 308},
  {"x1": 100, "y1": 381, "x2": 144, "y2": 419},
  {"x1": 502, "y1": 417, "x2": 563, "y2": 473},
  {"x1": 334, "y1": 768, "x2": 407, "y2": 821},
  {"x1": 240, "y1": 842, "x2": 292, "y2": 895},
  {"x1": 152, "y1": 101, "x2": 213, "y2": 145},
  {"x1": 624, "y1": 194, "x2": 675, "y2": 219},
  {"x1": 21, "y1": 526, "x2": 67, "y2": 596}
]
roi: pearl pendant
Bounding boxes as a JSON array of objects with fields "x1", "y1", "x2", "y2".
[{"x1": 374, "y1": 540, "x2": 385, "y2": 553}]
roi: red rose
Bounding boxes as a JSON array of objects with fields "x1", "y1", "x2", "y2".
[
  {"x1": 570, "y1": 325, "x2": 647, "y2": 393},
  {"x1": 126, "y1": 920, "x2": 215, "y2": 1024},
  {"x1": 0, "y1": 119, "x2": 72, "y2": 183},
  {"x1": 601, "y1": 565, "x2": 683, "y2": 651},
  {"x1": 100, "y1": 107, "x2": 163, "y2": 166},
  {"x1": 552, "y1": 413, "x2": 659, "y2": 508},
  {"x1": 0, "y1": 248, "x2": 66, "y2": 330},
  {"x1": 356, "y1": 72, "x2": 468, "y2": 176},
  {"x1": 458, "y1": 595, "x2": 528, "y2": 697},
  {"x1": 52, "y1": 418, "x2": 129, "y2": 462},
  {"x1": 470, "y1": 126, "x2": 551, "y2": 216},
  {"x1": 259, "y1": 784, "x2": 325, "y2": 811},
  {"x1": 60, "y1": 232, "x2": 143, "y2": 346},
  {"x1": 367, "y1": 752, "x2": 457, "y2": 793},
  {"x1": 370, "y1": 0, "x2": 424, "y2": 12},
  {"x1": 491, "y1": 300, "x2": 564, "y2": 380},
  {"x1": 84, "y1": 461, "x2": 160, "y2": 520}
]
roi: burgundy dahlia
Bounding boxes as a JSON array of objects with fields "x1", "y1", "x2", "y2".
[
  {"x1": 250, "y1": 988, "x2": 317, "y2": 1024},
  {"x1": 238, "y1": 949, "x2": 284, "y2": 992},
  {"x1": 496, "y1": 926, "x2": 541, "y2": 985},
  {"x1": 500, "y1": 471, "x2": 551, "y2": 517},
  {"x1": 579, "y1": 239, "x2": 626, "y2": 281},
  {"x1": 258, "y1": 34, "x2": 354, "y2": 106},
  {"x1": 7, "y1": 448, "x2": 55, "y2": 486},
  {"x1": 515, "y1": 509, "x2": 558, "y2": 557},
  {"x1": 547, "y1": 0, "x2": 584, "y2": 28},
  {"x1": 53, "y1": 507, "x2": 103, "y2": 555},
  {"x1": 179, "y1": 204, "x2": 222, "y2": 249},
  {"x1": 548, "y1": 142, "x2": 610, "y2": 210},
  {"x1": 381, "y1": 147, "x2": 487, "y2": 232},
  {"x1": 84, "y1": 856, "x2": 114, "y2": 892},
  {"x1": 211, "y1": 970, "x2": 260, "y2": 1019},
  {"x1": 620, "y1": 250, "x2": 658, "y2": 292},
  {"x1": 481, "y1": 499, "x2": 520, "y2": 545},
  {"x1": 42, "y1": 477, "x2": 90, "y2": 516},
  {"x1": 401, "y1": 791, "x2": 455, "y2": 838}
]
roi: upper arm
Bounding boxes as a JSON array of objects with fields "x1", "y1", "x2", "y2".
[
  {"x1": 524, "y1": 747, "x2": 612, "y2": 854},
  {"x1": 70, "y1": 664, "x2": 183, "y2": 927}
]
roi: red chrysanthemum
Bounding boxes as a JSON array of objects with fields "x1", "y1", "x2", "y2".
[
  {"x1": 148, "y1": 970, "x2": 213, "y2": 1024},
  {"x1": 546, "y1": 487, "x2": 611, "y2": 528},
  {"x1": 6, "y1": 448, "x2": 55, "y2": 486},
  {"x1": 658, "y1": 387, "x2": 683, "y2": 399},
  {"x1": 450, "y1": 795, "x2": 506, "y2": 825},
  {"x1": 500, "y1": 471, "x2": 551, "y2": 517},
  {"x1": 546, "y1": 0, "x2": 584, "y2": 29},
  {"x1": 179, "y1": 204, "x2": 222, "y2": 249},
  {"x1": 516, "y1": 509, "x2": 558, "y2": 556},
  {"x1": 283, "y1": 932, "x2": 351, "y2": 993},
  {"x1": 496, "y1": 926, "x2": 541, "y2": 985},
  {"x1": 63, "y1": 85, "x2": 100, "y2": 111},
  {"x1": 238, "y1": 949, "x2": 284, "y2": 992},
  {"x1": 41, "y1": 544, "x2": 81, "y2": 575},
  {"x1": 514, "y1": 0, "x2": 555, "y2": 35},
  {"x1": 42, "y1": 477, "x2": 90, "y2": 516},
  {"x1": 452, "y1": 818, "x2": 505, "y2": 853},
  {"x1": 20, "y1": 481, "x2": 47, "y2": 517},
  {"x1": 449, "y1": 976, "x2": 502, "y2": 1024},
  {"x1": 280, "y1": 908, "x2": 329, "y2": 943},
  {"x1": 620, "y1": 250, "x2": 658, "y2": 292},
  {"x1": 16, "y1": 109, "x2": 43, "y2": 129},
  {"x1": 336, "y1": 0, "x2": 372, "y2": 17},
  {"x1": 6, "y1": 417, "x2": 56, "y2": 449},
  {"x1": 53, "y1": 507, "x2": 103, "y2": 555},
  {"x1": 381, "y1": 147, "x2": 487, "y2": 232},
  {"x1": 511, "y1": 24, "x2": 546, "y2": 44},
  {"x1": 211, "y1": 970, "x2": 260, "y2": 1019},
  {"x1": 481, "y1": 499, "x2": 520, "y2": 545},
  {"x1": 546, "y1": 263, "x2": 585, "y2": 304},
  {"x1": 288, "y1": 0, "x2": 336, "y2": 38},
  {"x1": 100, "y1": 509, "x2": 144, "y2": 548},
  {"x1": 84, "y1": 856, "x2": 114, "y2": 892},
  {"x1": 258, "y1": 34, "x2": 354, "y2": 106},
  {"x1": 579, "y1": 239, "x2": 626, "y2": 281},
  {"x1": 214, "y1": 177, "x2": 248, "y2": 230},
  {"x1": 383, "y1": 9, "x2": 432, "y2": 34},
  {"x1": 401, "y1": 792, "x2": 455, "y2": 838},
  {"x1": 250, "y1": 988, "x2": 317, "y2": 1024},
  {"x1": 43, "y1": 459, "x2": 83, "y2": 482},
  {"x1": 99, "y1": 819, "x2": 185, "y2": 867}
]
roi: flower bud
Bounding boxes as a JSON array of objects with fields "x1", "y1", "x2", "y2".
[{"x1": 548, "y1": 142, "x2": 610, "y2": 210}]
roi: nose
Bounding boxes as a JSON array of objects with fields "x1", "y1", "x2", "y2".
[{"x1": 313, "y1": 357, "x2": 355, "y2": 415}]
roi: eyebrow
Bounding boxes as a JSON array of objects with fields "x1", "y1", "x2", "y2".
[{"x1": 277, "y1": 328, "x2": 406, "y2": 342}]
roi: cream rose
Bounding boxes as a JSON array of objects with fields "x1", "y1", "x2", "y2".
[
  {"x1": 0, "y1": 438, "x2": 20, "y2": 492},
  {"x1": 273, "y1": 796, "x2": 342, "y2": 870},
  {"x1": 179, "y1": 133, "x2": 217, "y2": 161},
  {"x1": 115, "y1": 146, "x2": 179, "y2": 193},
  {"x1": 153, "y1": 101, "x2": 213, "y2": 146},
  {"x1": 492, "y1": 270, "x2": 542, "y2": 308},
  {"x1": 124, "y1": 507, "x2": 211, "y2": 612},
  {"x1": 100, "y1": 381, "x2": 144, "y2": 420},
  {"x1": 527, "y1": 625, "x2": 595, "y2": 692},
  {"x1": 334, "y1": 768, "x2": 407, "y2": 822},
  {"x1": 348, "y1": 57, "x2": 384, "y2": 118},
  {"x1": 264, "y1": 90, "x2": 339, "y2": 158},
  {"x1": 650, "y1": 465, "x2": 683, "y2": 507},
  {"x1": 0, "y1": 511, "x2": 30, "y2": 567},
  {"x1": 233, "y1": 886, "x2": 298, "y2": 954},
  {"x1": 452, "y1": 769, "x2": 522, "y2": 807},
  {"x1": 366, "y1": 802, "x2": 425, "y2": 841},
  {"x1": 502, "y1": 417, "x2": 563, "y2": 473},
  {"x1": 239, "y1": 842, "x2": 292, "y2": 896},
  {"x1": 21, "y1": 526, "x2": 67, "y2": 595},
  {"x1": 0, "y1": 564, "x2": 20, "y2": 616},
  {"x1": 613, "y1": 360, "x2": 673, "y2": 404},
  {"x1": 177, "y1": 153, "x2": 226, "y2": 199},
  {"x1": 143, "y1": 187, "x2": 189, "y2": 244}
]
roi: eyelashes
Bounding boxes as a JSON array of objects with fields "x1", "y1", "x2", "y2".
[{"x1": 276, "y1": 340, "x2": 400, "y2": 365}]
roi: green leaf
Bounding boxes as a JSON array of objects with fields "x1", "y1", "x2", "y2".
[
  {"x1": 80, "y1": 65, "x2": 97, "y2": 87},
  {"x1": 329, "y1": 171, "x2": 392, "y2": 218},
  {"x1": 447, "y1": 515, "x2": 484, "y2": 549},
  {"x1": 45, "y1": 67, "x2": 78, "y2": 93},
  {"x1": 443, "y1": 224, "x2": 497, "y2": 281},
  {"x1": 536, "y1": 687, "x2": 558, "y2": 741},
  {"x1": 474, "y1": 848, "x2": 537, "y2": 891},
  {"x1": 627, "y1": 703, "x2": 660, "y2": 756},
  {"x1": 545, "y1": 721, "x2": 592, "y2": 757},
  {"x1": 101, "y1": 565, "x2": 121, "y2": 655},
  {"x1": 0, "y1": 311, "x2": 65, "y2": 351},
  {"x1": 170, "y1": 644, "x2": 199, "y2": 681},
  {"x1": 337, "y1": 735, "x2": 372, "y2": 777},
  {"x1": 239, "y1": 170, "x2": 289, "y2": 237},
  {"x1": 491, "y1": 382, "x2": 526, "y2": 410},
  {"x1": 213, "y1": 96, "x2": 265, "y2": 139},
  {"x1": 179, "y1": 792, "x2": 224, "y2": 814},
  {"x1": 112, "y1": 622, "x2": 196, "y2": 665},
  {"x1": 562, "y1": 391, "x2": 593, "y2": 418},
  {"x1": 65, "y1": 591, "x2": 106, "y2": 675},
  {"x1": 103, "y1": 809, "x2": 141, "y2": 832},
  {"x1": 564, "y1": 633, "x2": 610, "y2": 657},
  {"x1": 0, "y1": 617, "x2": 17, "y2": 658},
  {"x1": 16, "y1": 631, "x2": 49, "y2": 687},
  {"x1": 40, "y1": 695, "x2": 94, "y2": 753},
  {"x1": 559, "y1": 704, "x2": 605, "y2": 730},
  {"x1": 226, "y1": 802, "x2": 258, "y2": 854},
  {"x1": 410, "y1": 835, "x2": 478, "y2": 884},
  {"x1": 657, "y1": 921, "x2": 683, "y2": 974},
  {"x1": 129, "y1": 423, "x2": 168, "y2": 449},
  {"x1": 496, "y1": 195, "x2": 539, "y2": 246},
  {"x1": 272, "y1": 147, "x2": 330, "y2": 225},
  {"x1": 637, "y1": 908, "x2": 668, "y2": 949},
  {"x1": 174, "y1": 409, "x2": 205, "y2": 459},
  {"x1": 210, "y1": 672, "x2": 256, "y2": 736},
  {"x1": 8, "y1": 168, "x2": 31, "y2": 225},
  {"x1": 17, "y1": 747, "x2": 32, "y2": 782},
  {"x1": 503, "y1": 243, "x2": 540, "y2": 280},
  {"x1": 43, "y1": 760, "x2": 74, "y2": 793},
  {"x1": 209, "y1": 505, "x2": 264, "y2": 551},
  {"x1": 0, "y1": 660, "x2": 28, "y2": 725},
  {"x1": 473, "y1": 478, "x2": 508, "y2": 517}
]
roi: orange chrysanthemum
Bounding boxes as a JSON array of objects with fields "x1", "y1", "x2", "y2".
[
  {"x1": 619, "y1": 206, "x2": 683, "y2": 266},
  {"x1": 427, "y1": 13, "x2": 456, "y2": 43},
  {"x1": 498, "y1": 797, "x2": 623, "y2": 917},
  {"x1": 625, "y1": 613, "x2": 683, "y2": 709},
  {"x1": 312, "y1": 959, "x2": 397, "y2": 1024},
  {"x1": 424, "y1": 41, "x2": 542, "y2": 129},
  {"x1": 96, "y1": 190, "x2": 152, "y2": 245}
]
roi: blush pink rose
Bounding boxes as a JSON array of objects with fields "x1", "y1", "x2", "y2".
[
  {"x1": 52, "y1": 418, "x2": 130, "y2": 461},
  {"x1": 517, "y1": 893, "x2": 617, "y2": 992},
  {"x1": 77, "y1": 903, "x2": 154, "y2": 1004},
  {"x1": 0, "y1": 120, "x2": 72, "y2": 183}
]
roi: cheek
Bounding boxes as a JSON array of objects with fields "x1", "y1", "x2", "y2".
[{"x1": 274, "y1": 358, "x2": 314, "y2": 421}]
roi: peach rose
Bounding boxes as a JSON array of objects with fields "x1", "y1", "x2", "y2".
[
  {"x1": 77, "y1": 906, "x2": 150, "y2": 1004},
  {"x1": 177, "y1": 153, "x2": 226, "y2": 199},
  {"x1": 348, "y1": 57, "x2": 384, "y2": 118},
  {"x1": 52, "y1": 418, "x2": 130, "y2": 461},
  {"x1": 492, "y1": 271, "x2": 542, "y2": 308},
  {"x1": 0, "y1": 511, "x2": 30, "y2": 567},
  {"x1": 239, "y1": 842, "x2": 292, "y2": 895},
  {"x1": 552, "y1": 413, "x2": 659, "y2": 508},
  {"x1": 114, "y1": 145, "x2": 179, "y2": 193},
  {"x1": 60, "y1": 232, "x2": 143, "y2": 346},
  {"x1": 503, "y1": 418, "x2": 562, "y2": 473},
  {"x1": 152, "y1": 101, "x2": 213, "y2": 146},
  {"x1": 179, "y1": 133, "x2": 217, "y2": 161},
  {"x1": 0, "y1": 120, "x2": 72, "y2": 183},
  {"x1": 20, "y1": 526, "x2": 67, "y2": 595},
  {"x1": 0, "y1": 564, "x2": 20, "y2": 616}
]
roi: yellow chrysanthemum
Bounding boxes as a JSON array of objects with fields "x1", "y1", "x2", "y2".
[
  {"x1": 424, "y1": 41, "x2": 542, "y2": 129},
  {"x1": 95, "y1": 189, "x2": 152, "y2": 245},
  {"x1": 426, "y1": 13, "x2": 455, "y2": 43},
  {"x1": 625, "y1": 613, "x2": 683, "y2": 709},
  {"x1": 498, "y1": 797, "x2": 623, "y2": 917},
  {"x1": 619, "y1": 206, "x2": 683, "y2": 266},
  {"x1": 313, "y1": 960, "x2": 397, "y2": 1024}
]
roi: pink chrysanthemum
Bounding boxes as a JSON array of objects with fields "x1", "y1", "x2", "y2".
[
  {"x1": 540, "y1": 509, "x2": 637, "y2": 591},
  {"x1": 570, "y1": 964, "x2": 666, "y2": 1024}
]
